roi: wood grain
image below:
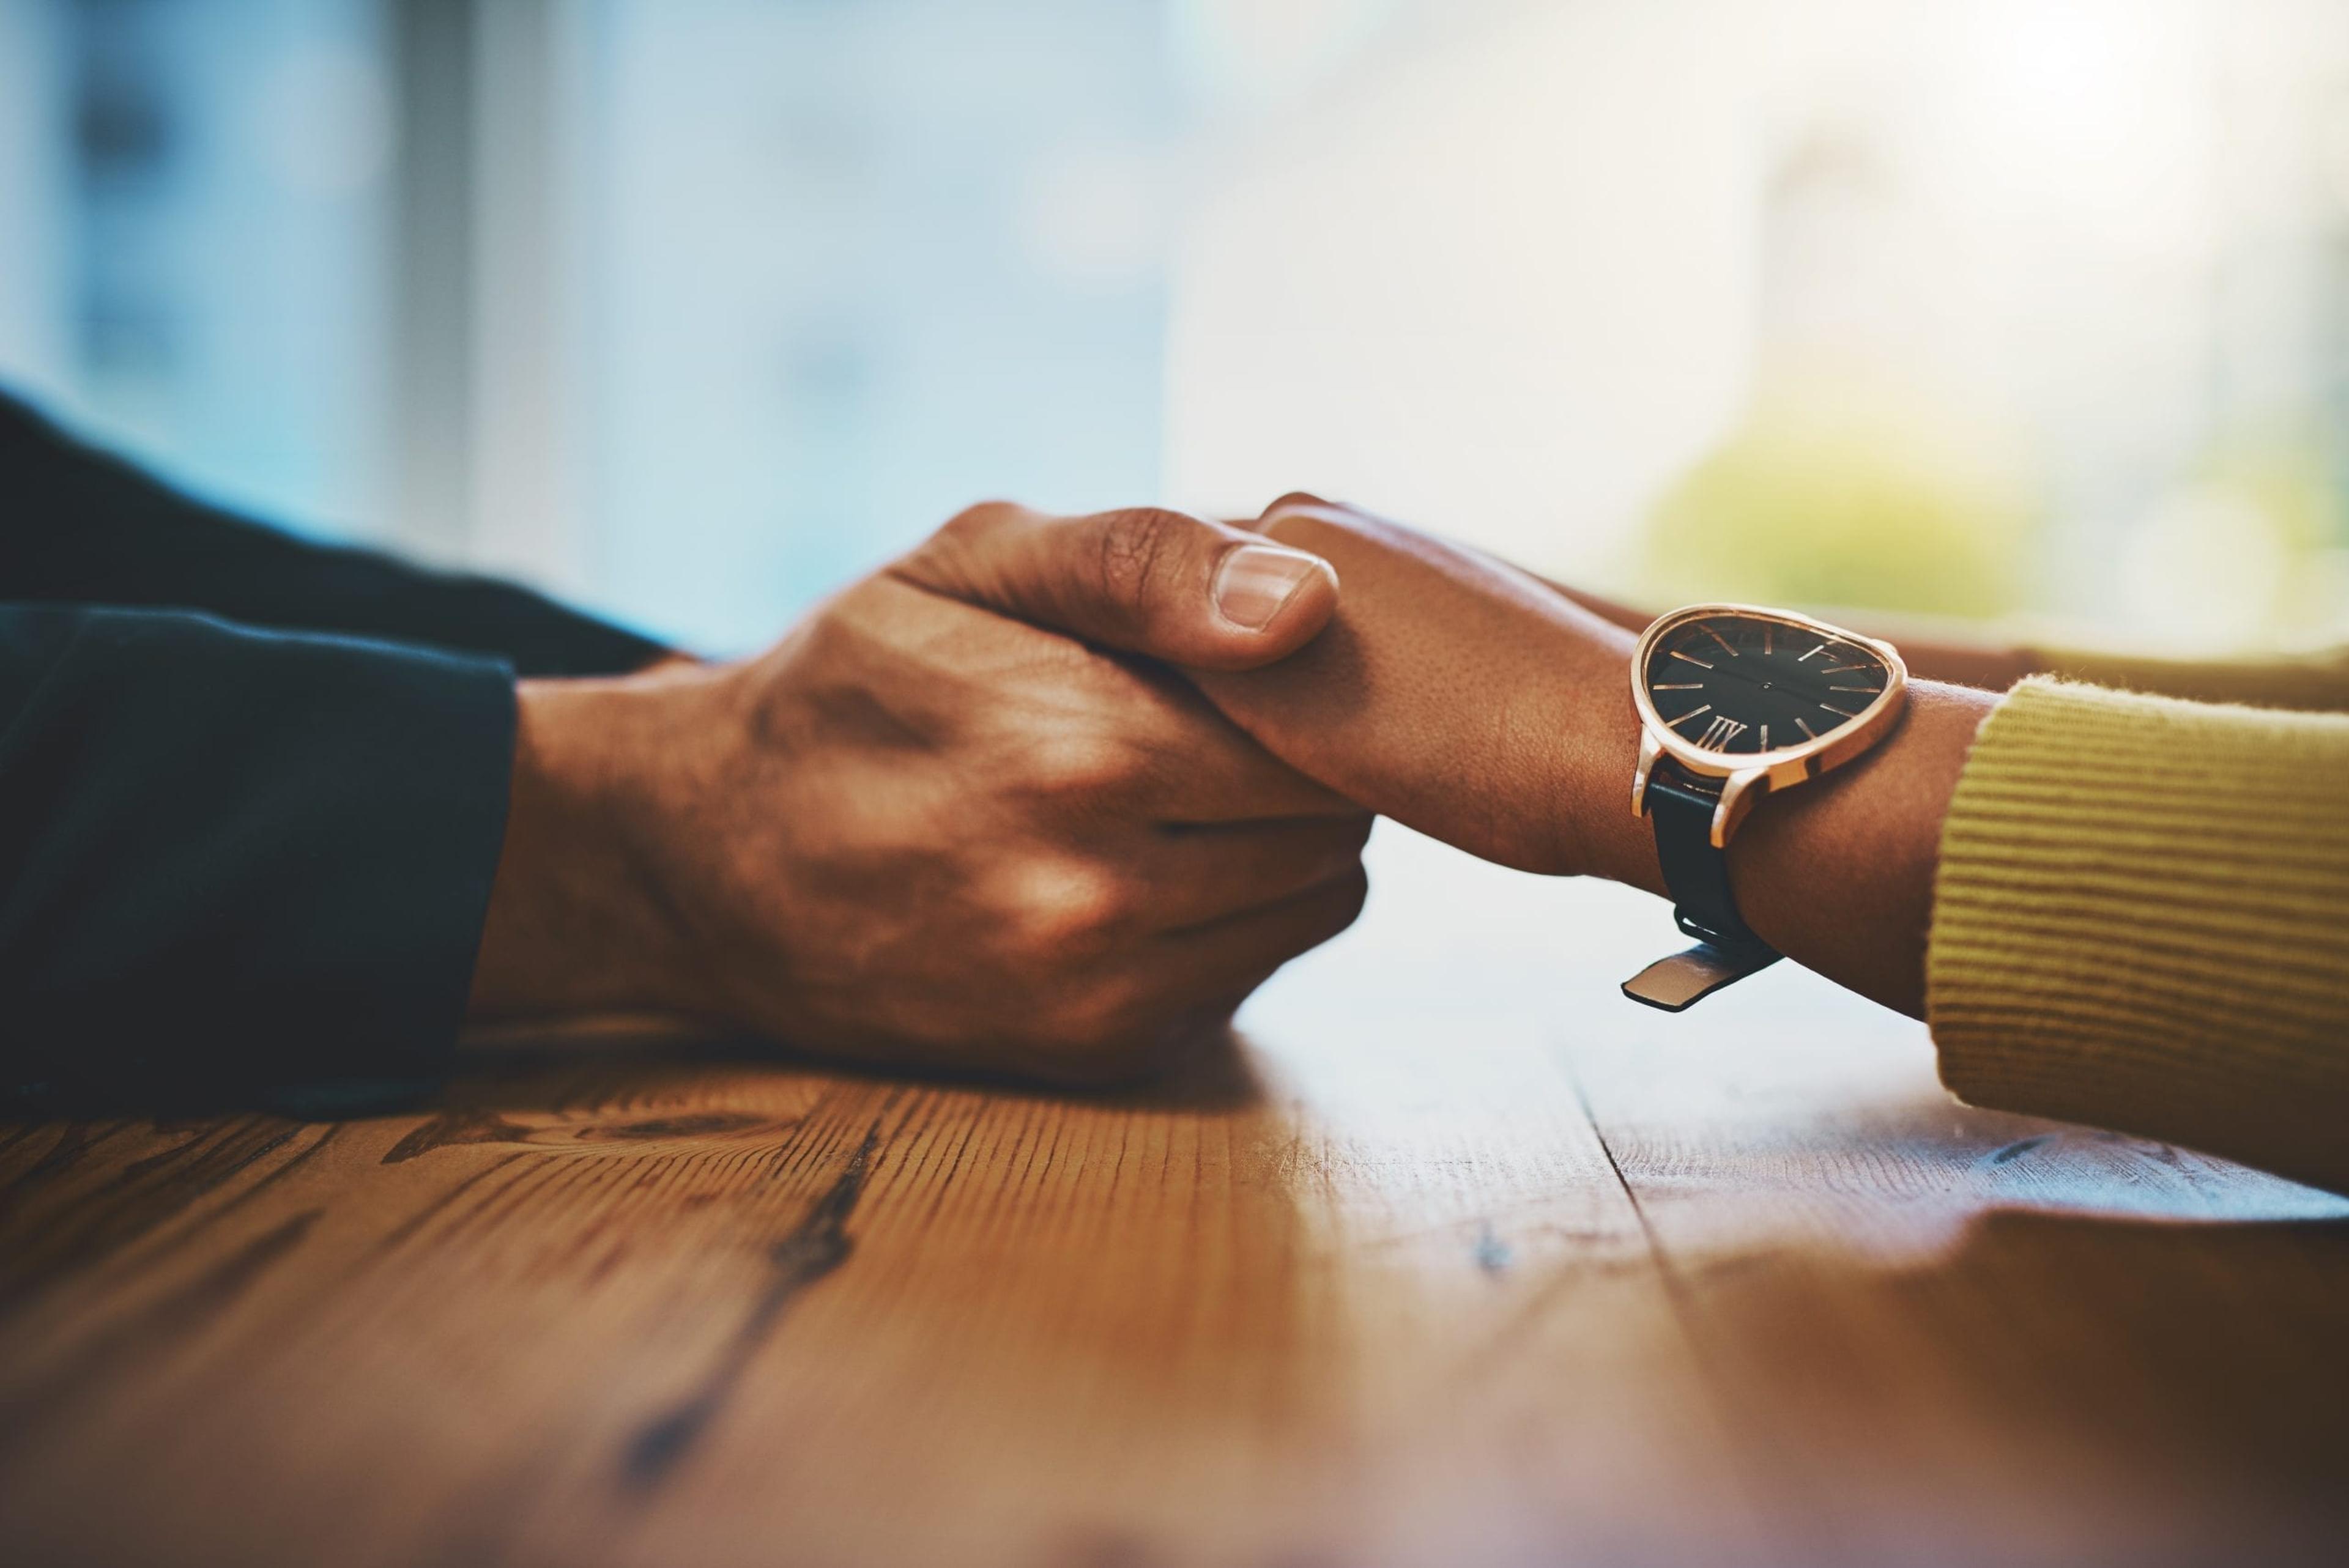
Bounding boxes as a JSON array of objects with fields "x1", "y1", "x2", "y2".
[{"x1": 4, "y1": 827, "x2": 2345, "y2": 1568}]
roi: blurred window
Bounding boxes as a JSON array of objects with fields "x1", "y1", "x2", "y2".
[
  {"x1": 2, "y1": 0, "x2": 2347, "y2": 653},
  {"x1": 579, "y1": 0, "x2": 1184, "y2": 648},
  {"x1": 1, "y1": 0, "x2": 393, "y2": 542}
]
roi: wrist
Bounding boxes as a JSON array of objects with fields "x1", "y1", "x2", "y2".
[
  {"x1": 1538, "y1": 609, "x2": 1670, "y2": 896},
  {"x1": 1578, "y1": 706, "x2": 1671, "y2": 899},
  {"x1": 467, "y1": 674, "x2": 702, "y2": 1021}
]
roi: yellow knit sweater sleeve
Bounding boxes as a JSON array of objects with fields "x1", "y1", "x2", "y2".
[
  {"x1": 2035, "y1": 643, "x2": 2349, "y2": 712},
  {"x1": 1926, "y1": 676, "x2": 2349, "y2": 1194}
]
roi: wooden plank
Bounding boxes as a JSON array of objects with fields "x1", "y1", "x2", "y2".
[
  {"x1": 2, "y1": 826, "x2": 2343, "y2": 1567},
  {"x1": 1564, "y1": 985, "x2": 2349, "y2": 1568}
]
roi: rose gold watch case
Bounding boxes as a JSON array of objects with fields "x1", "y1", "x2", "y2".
[{"x1": 1629, "y1": 602, "x2": 1909, "y2": 849}]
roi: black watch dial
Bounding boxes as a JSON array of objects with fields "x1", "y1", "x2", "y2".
[{"x1": 1641, "y1": 612, "x2": 1890, "y2": 758}]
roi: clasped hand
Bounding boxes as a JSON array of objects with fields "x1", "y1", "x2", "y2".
[
  {"x1": 469, "y1": 501, "x2": 1372, "y2": 1082},
  {"x1": 472, "y1": 490, "x2": 1967, "y2": 1079}
]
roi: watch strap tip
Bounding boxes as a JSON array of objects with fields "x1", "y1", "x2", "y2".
[{"x1": 1620, "y1": 942, "x2": 1782, "y2": 1012}]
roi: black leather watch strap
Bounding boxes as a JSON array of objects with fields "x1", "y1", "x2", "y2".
[
  {"x1": 1620, "y1": 757, "x2": 1781, "y2": 1012},
  {"x1": 1642, "y1": 758, "x2": 1772, "y2": 955}
]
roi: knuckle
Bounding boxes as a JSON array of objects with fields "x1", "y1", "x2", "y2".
[
  {"x1": 1299, "y1": 810, "x2": 1377, "y2": 868},
  {"x1": 1092, "y1": 507, "x2": 1193, "y2": 615},
  {"x1": 1006, "y1": 861, "x2": 1138, "y2": 961},
  {"x1": 1055, "y1": 986, "x2": 1130, "y2": 1047},
  {"x1": 1256, "y1": 493, "x2": 1376, "y2": 552},
  {"x1": 911, "y1": 500, "x2": 1021, "y2": 584},
  {"x1": 789, "y1": 595, "x2": 862, "y2": 665},
  {"x1": 1307, "y1": 867, "x2": 1372, "y2": 946},
  {"x1": 935, "y1": 499, "x2": 1017, "y2": 546},
  {"x1": 1028, "y1": 731, "x2": 1145, "y2": 799},
  {"x1": 1260, "y1": 490, "x2": 1332, "y2": 521}
]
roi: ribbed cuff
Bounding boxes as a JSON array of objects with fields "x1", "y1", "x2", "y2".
[
  {"x1": 1926, "y1": 678, "x2": 2349, "y2": 1193},
  {"x1": 2033, "y1": 643, "x2": 2349, "y2": 714}
]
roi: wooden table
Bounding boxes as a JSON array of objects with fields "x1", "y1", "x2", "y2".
[{"x1": 5, "y1": 827, "x2": 2346, "y2": 1567}]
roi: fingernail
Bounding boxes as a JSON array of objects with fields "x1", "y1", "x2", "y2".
[{"x1": 1213, "y1": 544, "x2": 1323, "y2": 631}]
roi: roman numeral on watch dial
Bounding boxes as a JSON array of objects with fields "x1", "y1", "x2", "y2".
[{"x1": 1696, "y1": 714, "x2": 1748, "y2": 751}]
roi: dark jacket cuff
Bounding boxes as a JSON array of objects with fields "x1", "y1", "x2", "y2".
[{"x1": 0, "y1": 607, "x2": 519, "y2": 1102}]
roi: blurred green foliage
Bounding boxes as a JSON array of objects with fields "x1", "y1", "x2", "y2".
[
  {"x1": 1640, "y1": 381, "x2": 2033, "y2": 619},
  {"x1": 2197, "y1": 432, "x2": 2340, "y2": 557},
  {"x1": 2115, "y1": 429, "x2": 2348, "y2": 646}
]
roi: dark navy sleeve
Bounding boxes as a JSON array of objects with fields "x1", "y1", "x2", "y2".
[
  {"x1": 0, "y1": 606, "x2": 517, "y2": 1100},
  {"x1": 0, "y1": 386, "x2": 673, "y2": 677}
]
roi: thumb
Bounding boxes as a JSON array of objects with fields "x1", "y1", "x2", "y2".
[{"x1": 891, "y1": 502, "x2": 1340, "y2": 671}]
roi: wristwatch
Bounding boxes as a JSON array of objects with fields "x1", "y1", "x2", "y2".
[{"x1": 1620, "y1": 603, "x2": 1908, "y2": 1011}]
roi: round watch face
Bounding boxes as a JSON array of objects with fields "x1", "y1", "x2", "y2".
[{"x1": 1638, "y1": 608, "x2": 1895, "y2": 760}]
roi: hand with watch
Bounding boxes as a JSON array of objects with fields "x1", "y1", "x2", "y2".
[{"x1": 1184, "y1": 497, "x2": 1991, "y2": 1022}]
